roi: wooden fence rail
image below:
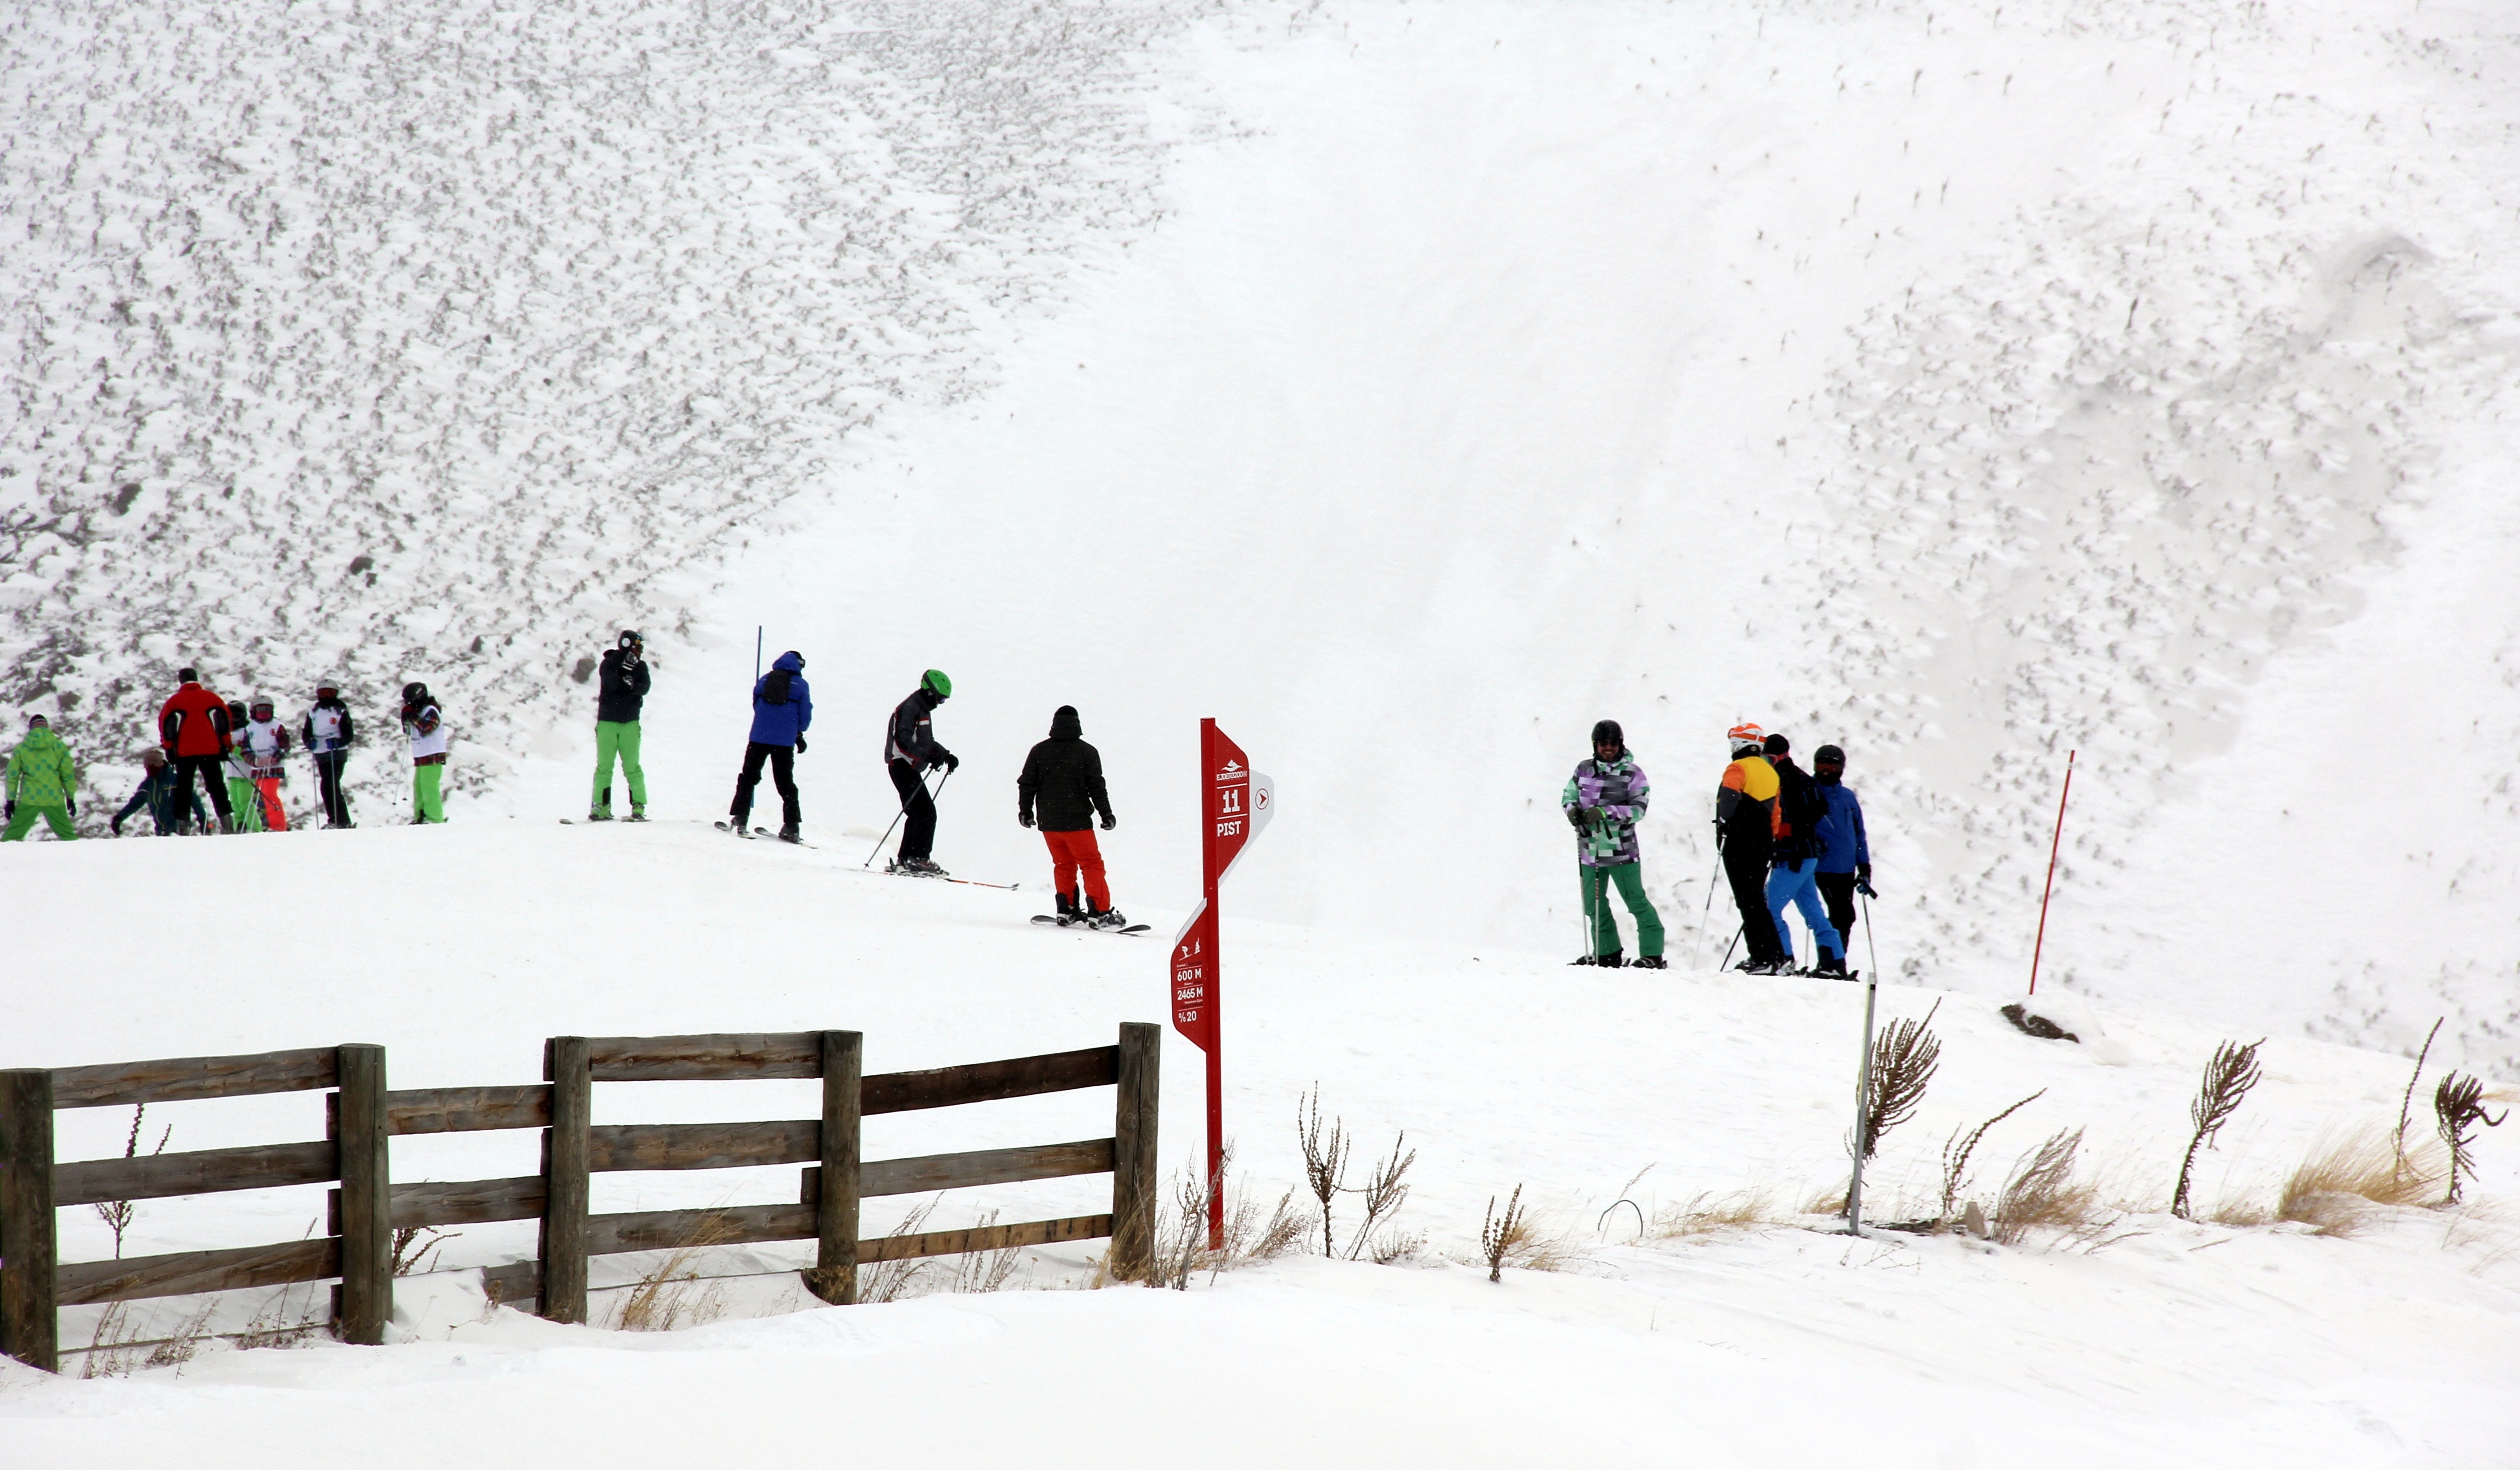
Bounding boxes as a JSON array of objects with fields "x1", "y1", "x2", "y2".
[{"x1": 0, "y1": 1022, "x2": 1160, "y2": 1373}]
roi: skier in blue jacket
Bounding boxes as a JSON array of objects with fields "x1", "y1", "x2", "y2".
[
  {"x1": 728, "y1": 650, "x2": 811, "y2": 841},
  {"x1": 1811, "y1": 743, "x2": 1872, "y2": 967}
]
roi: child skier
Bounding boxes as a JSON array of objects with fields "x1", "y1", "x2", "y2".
[
  {"x1": 884, "y1": 670, "x2": 957, "y2": 875},
  {"x1": 590, "y1": 630, "x2": 651, "y2": 822},
  {"x1": 3, "y1": 713, "x2": 79, "y2": 841},
  {"x1": 729, "y1": 650, "x2": 809, "y2": 841},
  {"x1": 238, "y1": 696, "x2": 293, "y2": 831},
  {"x1": 1017, "y1": 705, "x2": 1122, "y2": 926},
  {"x1": 221, "y1": 701, "x2": 264, "y2": 833},
  {"x1": 112, "y1": 748, "x2": 205, "y2": 835},
  {"x1": 301, "y1": 682, "x2": 355, "y2": 828},
  {"x1": 1562, "y1": 719, "x2": 1665, "y2": 969},
  {"x1": 401, "y1": 682, "x2": 448, "y2": 823}
]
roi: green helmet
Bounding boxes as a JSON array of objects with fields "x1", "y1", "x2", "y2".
[{"x1": 922, "y1": 669, "x2": 952, "y2": 699}]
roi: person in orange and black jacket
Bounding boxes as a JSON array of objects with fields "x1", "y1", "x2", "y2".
[
  {"x1": 1716, "y1": 723, "x2": 1788, "y2": 973},
  {"x1": 157, "y1": 666, "x2": 237, "y2": 833},
  {"x1": 1762, "y1": 732, "x2": 1846, "y2": 976}
]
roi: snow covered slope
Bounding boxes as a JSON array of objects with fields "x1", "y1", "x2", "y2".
[
  {"x1": 6, "y1": 0, "x2": 2517, "y2": 1075},
  {"x1": 1, "y1": 823, "x2": 2514, "y2": 1463}
]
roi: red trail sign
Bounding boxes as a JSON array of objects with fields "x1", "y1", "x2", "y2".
[{"x1": 1169, "y1": 718, "x2": 1273, "y2": 1247}]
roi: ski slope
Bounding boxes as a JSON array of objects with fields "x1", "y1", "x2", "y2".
[
  {"x1": 8, "y1": 0, "x2": 2514, "y2": 1073},
  {"x1": 1, "y1": 822, "x2": 2514, "y2": 1465}
]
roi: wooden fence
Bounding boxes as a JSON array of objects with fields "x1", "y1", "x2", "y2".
[{"x1": 0, "y1": 1022, "x2": 1160, "y2": 1372}]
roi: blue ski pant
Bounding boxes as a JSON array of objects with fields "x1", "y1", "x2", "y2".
[{"x1": 1766, "y1": 858, "x2": 1843, "y2": 964}]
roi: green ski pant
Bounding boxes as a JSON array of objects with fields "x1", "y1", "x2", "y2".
[
  {"x1": 413, "y1": 761, "x2": 445, "y2": 823},
  {"x1": 592, "y1": 720, "x2": 646, "y2": 813},
  {"x1": 2, "y1": 804, "x2": 75, "y2": 841},
  {"x1": 227, "y1": 777, "x2": 264, "y2": 832},
  {"x1": 1581, "y1": 861, "x2": 1663, "y2": 958}
]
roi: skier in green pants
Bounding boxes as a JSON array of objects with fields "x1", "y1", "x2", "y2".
[
  {"x1": 589, "y1": 630, "x2": 650, "y2": 821},
  {"x1": 402, "y1": 681, "x2": 448, "y2": 823},
  {"x1": 1562, "y1": 719, "x2": 1665, "y2": 969},
  {"x1": 4, "y1": 713, "x2": 80, "y2": 841}
]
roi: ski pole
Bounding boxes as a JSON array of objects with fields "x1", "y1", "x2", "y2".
[
  {"x1": 862, "y1": 766, "x2": 954, "y2": 868},
  {"x1": 2026, "y1": 749, "x2": 2076, "y2": 995},
  {"x1": 1691, "y1": 844, "x2": 1722, "y2": 971}
]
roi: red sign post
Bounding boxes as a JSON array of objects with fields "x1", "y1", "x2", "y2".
[{"x1": 1169, "y1": 718, "x2": 1273, "y2": 1248}]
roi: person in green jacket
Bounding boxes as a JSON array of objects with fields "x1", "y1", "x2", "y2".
[{"x1": 4, "y1": 713, "x2": 80, "y2": 841}]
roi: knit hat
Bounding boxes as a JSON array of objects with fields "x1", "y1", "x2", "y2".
[{"x1": 1764, "y1": 732, "x2": 1790, "y2": 756}]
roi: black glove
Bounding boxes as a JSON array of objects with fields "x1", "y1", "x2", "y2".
[
  {"x1": 65, "y1": 797, "x2": 75, "y2": 817},
  {"x1": 795, "y1": 734, "x2": 808, "y2": 754},
  {"x1": 1856, "y1": 862, "x2": 1875, "y2": 898},
  {"x1": 5, "y1": 801, "x2": 14, "y2": 820},
  {"x1": 1100, "y1": 813, "x2": 1116, "y2": 831},
  {"x1": 1565, "y1": 806, "x2": 1584, "y2": 829},
  {"x1": 112, "y1": 817, "x2": 125, "y2": 836},
  {"x1": 940, "y1": 751, "x2": 959, "y2": 773},
  {"x1": 1019, "y1": 808, "x2": 1034, "y2": 829}
]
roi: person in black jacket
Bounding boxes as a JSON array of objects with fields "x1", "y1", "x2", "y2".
[
  {"x1": 884, "y1": 670, "x2": 956, "y2": 874},
  {"x1": 1017, "y1": 705, "x2": 1120, "y2": 926},
  {"x1": 590, "y1": 630, "x2": 651, "y2": 821},
  {"x1": 1761, "y1": 732, "x2": 1846, "y2": 975},
  {"x1": 301, "y1": 682, "x2": 356, "y2": 828}
]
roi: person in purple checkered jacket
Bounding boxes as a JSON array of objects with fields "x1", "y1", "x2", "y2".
[{"x1": 1561, "y1": 719, "x2": 1665, "y2": 970}]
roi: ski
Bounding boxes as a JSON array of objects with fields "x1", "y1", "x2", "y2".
[
  {"x1": 880, "y1": 861, "x2": 1020, "y2": 891},
  {"x1": 1030, "y1": 915, "x2": 1151, "y2": 935},
  {"x1": 750, "y1": 827, "x2": 813, "y2": 847},
  {"x1": 713, "y1": 821, "x2": 753, "y2": 839}
]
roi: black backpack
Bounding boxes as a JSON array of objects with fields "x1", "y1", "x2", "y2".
[{"x1": 759, "y1": 670, "x2": 793, "y2": 706}]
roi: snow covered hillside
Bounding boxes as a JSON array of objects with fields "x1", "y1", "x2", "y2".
[
  {"x1": 6, "y1": 0, "x2": 2517, "y2": 1070},
  {"x1": 3, "y1": 824, "x2": 2515, "y2": 1464}
]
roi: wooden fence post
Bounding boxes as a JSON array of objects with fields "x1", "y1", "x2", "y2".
[
  {"x1": 334, "y1": 1044, "x2": 391, "y2": 1345},
  {"x1": 811, "y1": 1031, "x2": 862, "y2": 1305},
  {"x1": 0, "y1": 1069, "x2": 58, "y2": 1372},
  {"x1": 540, "y1": 1037, "x2": 591, "y2": 1324},
  {"x1": 1110, "y1": 1023, "x2": 1161, "y2": 1281}
]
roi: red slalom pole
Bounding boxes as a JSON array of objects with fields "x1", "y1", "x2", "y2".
[{"x1": 2026, "y1": 749, "x2": 2076, "y2": 995}]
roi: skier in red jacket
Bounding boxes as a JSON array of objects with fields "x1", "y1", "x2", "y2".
[{"x1": 158, "y1": 667, "x2": 237, "y2": 833}]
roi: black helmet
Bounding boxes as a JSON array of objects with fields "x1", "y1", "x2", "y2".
[
  {"x1": 618, "y1": 629, "x2": 643, "y2": 649},
  {"x1": 402, "y1": 681, "x2": 430, "y2": 705},
  {"x1": 1815, "y1": 744, "x2": 1846, "y2": 766},
  {"x1": 1590, "y1": 719, "x2": 1624, "y2": 752}
]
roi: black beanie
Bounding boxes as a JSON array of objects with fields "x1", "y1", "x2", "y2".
[
  {"x1": 1764, "y1": 732, "x2": 1790, "y2": 755},
  {"x1": 1591, "y1": 719, "x2": 1624, "y2": 750}
]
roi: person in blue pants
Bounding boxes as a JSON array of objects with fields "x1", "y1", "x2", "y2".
[
  {"x1": 1810, "y1": 744, "x2": 1873, "y2": 965},
  {"x1": 1761, "y1": 732, "x2": 1846, "y2": 975}
]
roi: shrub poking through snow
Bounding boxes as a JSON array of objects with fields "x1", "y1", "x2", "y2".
[
  {"x1": 2173, "y1": 1039, "x2": 2263, "y2": 1220},
  {"x1": 1480, "y1": 1186, "x2": 1530, "y2": 1283},
  {"x1": 1144, "y1": 1146, "x2": 1308, "y2": 1290},
  {"x1": 2394, "y1": 1017, "x2": 2443, "y2": 1188},
  {"x1": 1343, "y1": 1131, "x2": 1416, "y2": 1262},
  {"x1": 2434, "y1": 1073, "x2": 2508, "y2": 1207},
  {"x1": 1991, "y1": 1128, "x2": 2097, "y2": 1246},
  {"x1": 1860, "y1": 1001, "x2": 1942, "y2": 1162},
  {"x1": 1296, "y1": 1085, "x2": 1350, "y2": 1257},
  {"x1": 1940, "y1": 1089, "x2": 2045, "y2": 1227},
  {"x1": 92, "y1": 1105, "x2": 172, "y2": 1260},
  {"x1": 392, "y1": 1225, "x2": 456, "y2": 1277}
]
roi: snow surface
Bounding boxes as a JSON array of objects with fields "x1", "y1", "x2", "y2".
[
  {"x1": 7, "y1": 0, "x2": 2520, "y2": 1456},
  {"x1": 3, "y1": 821, "x2": 2517, "y2": 1463}
]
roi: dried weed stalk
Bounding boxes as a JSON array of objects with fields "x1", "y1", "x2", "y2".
[
  {"x1": 941, "y1": 1210, "x2": 1024, "y2": 1295},
  {"x1": 1146, "y1": 1149, "x2": 1307, "y2": 1290},
  {"x1": 392, "y1": 1224, "x2": 456, "y2": 1277},
  {"x1": 92, "y1": 1105, "x2": 173, "y2": 1259},
  {"x1": 1991, "y1": 1129, "x2": 2099, "y2": 1245},
  {"x1": 1343, "y1": 1131, "x2": 1416, "y2": 1261},
  {"x1": 613, "y1": 1214, "x2": 736, "y2": 1331},
  {"x1": 860, "y1": 1197, "x2": 944, "y2": 1303},
  {"x1": 2394, "y1": 1018, "x2": 2442, "y2": 1186},
  {"x1": 1860, "y1": 1001, "x2": 1942, "y2": 1161},
  {"x1": 1296, "y1": 1085, "x2": 1350, "y2": 1257},
  {"x1": 2435, "y1": 1073, "x2": 2509, "y2": 1207},
  {"x1": 1939, "y1": 1088, "x2": 2045, "y2": 1224},
  {"x1": 2172, "y1": 1039, "x2": 2263, "y2": 1220},
  {"x1": 1480, "y1": 1185, "x2": 1530, "y2": 1282},
  {"x1": 74, "y1": 1299, "x2": 216, "y2": 1378}
]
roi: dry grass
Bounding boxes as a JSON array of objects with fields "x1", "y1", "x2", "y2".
[
  {"x1": 1654, "y1": 1187, "x2": 1778, "y2": 1238},
  {"x1": 73, "y1": 1299, "x2": 216, "y2": 1378},
  {"x1": 1940, "y1": 1089, "x2": 2045, "y2": 1224},
  {"x1": 612, "y1": 1215, "x2": 736, "y2": 1331},
  {"x1": 392, "y1": 1224, "x2": 456, "y2": 1276},
  {"x1": 2274, "y1": 1124, "x2": 2446, "y2": 1237},
  {"x1": 1143, "y1": 1153, "x2": 1311, "y2": 1290},
  {"x1": 1991, "y1": 1129, "x2": 2103, "y2": 1246}
]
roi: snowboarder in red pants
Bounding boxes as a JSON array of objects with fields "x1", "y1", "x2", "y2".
[{"x1": 1017, "y1": 705, "x2": 1122, "y2": 927}]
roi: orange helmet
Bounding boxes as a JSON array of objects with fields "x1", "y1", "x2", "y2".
[{"x1": 1726, "y1": 722, "x2": 1766, "y2": 754}]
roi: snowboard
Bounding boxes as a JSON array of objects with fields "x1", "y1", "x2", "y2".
[{"x1": 1030, "y1": 914, "x2": 1151, "y2": 935}]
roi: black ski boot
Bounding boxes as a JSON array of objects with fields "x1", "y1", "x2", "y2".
[
  {"x1": 1632, "y1": 956, "x2": 1668, "y2": 970},
  {"x1": 1055, "y1": 893, "x2": 1082, "y2": 926},
  {"x1": 778, "y1": 823, "x2": 802, "y2": 844},
  {"x1": 1595, "y1": 951, "x2": 1626, "y2": 969},
  {"x1": 1814, "y1": 950, "x2": 1848, "y2": 978},
  {"x1": 1087, "y1": 902, "x2": 1128, "y2": 930}
]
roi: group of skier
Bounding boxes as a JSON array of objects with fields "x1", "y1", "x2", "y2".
[
  {"x1": 4, "y1": 667, "x2": 449, "y2": 840},
  {"x1": 1563, "y1": 719, "x2": 1872, "y2": 976},
  {"x1": 716, "y1": 653, "x2": 1128, "y2": 928}
]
